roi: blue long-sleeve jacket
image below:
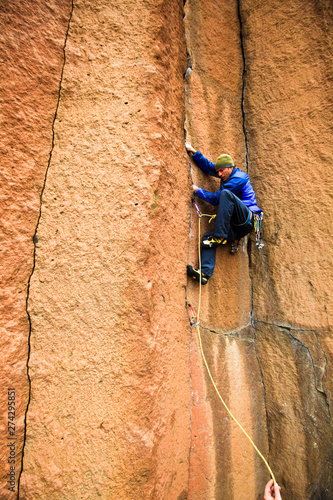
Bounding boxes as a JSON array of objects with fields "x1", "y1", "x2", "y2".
[{"x1": 193, "y1": 151, "x2": 261, "y2": 213}]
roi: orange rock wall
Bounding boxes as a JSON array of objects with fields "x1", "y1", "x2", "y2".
[
  {"x1": 184, "y1": 1, "x2": 270, "y2": 498},
  {"x1": 185, "y1": 0, "x2": 333, "y2": 498},
  {"x1": 1, "y1": 0, "x2": 191, "y2": 498},
  {"x1": 243, "y1": 1, "x2": 333, "y2": 498},
  {"x1": 0, "y1": 0, "x2": 332, "y2": 499},
  {"x1": 0, "y1": 1, "x2": 73, "y2": 498}
]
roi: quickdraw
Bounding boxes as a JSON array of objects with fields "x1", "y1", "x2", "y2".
[
  {"x1": 194, "y1": 201, "x2": 216, "y2": 224},
  {"x1": 231, "y1": 241, "x2": 240, "y2": 254},
  {"x1": 194, "y1": 201, "x2": 202, "y2": 218},
  {"x1": 254, "y1": 212, "x2": 264, "y2": 249},
  {"x1": 186, "y1": 301, "x2": 200, "y2": 326}
]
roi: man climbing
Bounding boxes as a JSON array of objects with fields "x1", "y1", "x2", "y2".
[{"x1": 185, "y1": 141, "x2": 262, "y2": 284}]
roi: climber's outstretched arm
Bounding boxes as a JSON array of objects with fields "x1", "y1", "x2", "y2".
[{"x1": 195, "y1": 187, "x2": 220, "y2": 206}]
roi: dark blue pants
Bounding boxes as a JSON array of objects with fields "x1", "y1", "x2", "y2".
[{"x1": 201, "y1": 190, "x2": 254, "y2": 277}]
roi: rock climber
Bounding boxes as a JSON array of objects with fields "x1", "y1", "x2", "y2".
[
  {"x1": 185, "y1": 141, "x2": 262, "y2": 284},
  {"x1": 264, "y1": 480, "x2": 282, "y2": 500}
]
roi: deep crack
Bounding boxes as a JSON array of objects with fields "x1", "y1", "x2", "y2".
[
  {"x1": 255, "y1": 318, "x2": 319, "y2": 333},
  {"x1": 237, "y1": 0, "x2": 249, "y2": 172},
  {"x1": 183, "y1": 1, "x2": 195, "y2": 495},
  {"x1": 199, "y1": 322, "x2": 253, "y2": 339},
  {"x1": 285, "y1": 328, "x2": 331, "y2": 417},
  {"x1": 255, "y1": 320, "x2": 331, "y2": 417},
  {"x1": 17, "y1": 2, "x2": 74, "y2": 496}
]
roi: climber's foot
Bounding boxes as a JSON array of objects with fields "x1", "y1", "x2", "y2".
[
  {"x1": 187, "y1": 265, "x2": 209, "y2": 285},
  {"x1": 202, "y1": 235, "x2": 227, "y2": 248}
]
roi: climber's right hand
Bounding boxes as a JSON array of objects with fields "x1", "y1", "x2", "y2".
[{"x1": 185, "y1": 141, "x2": 196, "y2": 155}]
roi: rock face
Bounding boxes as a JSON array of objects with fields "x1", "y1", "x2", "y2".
[
  {"x1": 0, "y1": 0, "x2": 332, "y2": 499},
  {"x1": 0, "y1": 1, "x2": 73, "y2": 498},
  {"x1": 1, "y1": 0, "x2": 190, "y2": 498},
  {"x1": 185, "y1": 0, "x2": 333, "y2": 498},
  {"x1": 243, "y1": 1, "x2": 333, "y2": 497}
]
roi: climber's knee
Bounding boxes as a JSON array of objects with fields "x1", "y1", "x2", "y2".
[{"x1": 219, "y1": 189, "x2": 234, "y2": 201}]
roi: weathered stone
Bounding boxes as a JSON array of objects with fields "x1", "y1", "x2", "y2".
[
  {"x1": 0, "y1": 1, "x2": 72, "y2": 497},
  {"x1": 255, "y1": 323, "x2": 333, "y2": 499},
  {"x1": 241, "y1": 0, "x2": 333, "y2": 497},
  {"x1": 18, "y1": 0, "x2": 191, "y2": 498},
  {"x1": 1, "y1": 0, "x2": 332, "y2": 498},
  {"x1": 184, "y1": 1, "x2": 269, "y2": 498},
  {"x1": 243, "y1": 0, "x2": 333, "y2": 330},
  {"x1": 189, "y1": 325, "x2": 269, "y2": 499},
  {"x1": 185, "y1": 0, "x2": 333, "y2": 498}
]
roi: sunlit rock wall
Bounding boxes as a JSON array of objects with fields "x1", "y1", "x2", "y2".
[
  {"x1": 0, "y1": 0, "x2": 332, "y2": 499},
  {"x1": 185, "y1": 0, "x2": 333, "y2": 499},
  {"x1": 1, "y1": 0, "x2": 191, "y2": 498},
  {"x1": 244, "y1": 1, "x2": 333, "y2": 498},
  {"x1": 184, "y1": 1, "x2": 269, "y2": 498},
  {"x1": 0, "y1": 1, "x2": 73, "y2": 497}
]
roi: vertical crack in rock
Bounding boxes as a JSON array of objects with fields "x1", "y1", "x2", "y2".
[
  {"x1": 314, "y1": 332, "x2": 331, "y2": 417},
  {"x1": 182, "y1": 0, "x2": 195, "y2": 493},
  {"x1": 255, "y1": 320, "x2": 331, "y2": 417},
  {"x1": 18, "y1": 2, "x2": 74, "y2": 494},
  {"x1": 236, "y1": 6, "x2": 267, "y2": 458},
  {"x1": 236, "y1": 0, "x2": 249, "y2": 171},
  {"x1": 236, "y1": 4, "x2": 273, "y2": 468},
  {"x1": 237, "y1": 0, "x2": 255, "y2": 329},
  {"x1": 237, "y1": 0, "x2": 257, "y2": 342}
]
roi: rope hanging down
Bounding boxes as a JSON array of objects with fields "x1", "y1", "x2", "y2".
[{"x1": 188, "y1": 203, "x2": 276, "y2": 485}]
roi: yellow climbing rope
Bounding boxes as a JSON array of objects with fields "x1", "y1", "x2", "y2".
[{"x1": 190, "y1": 206, "x2": 276, "y2": 485}]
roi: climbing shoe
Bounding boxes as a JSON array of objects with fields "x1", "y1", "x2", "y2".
[
  {"x1": 187, "y1": 265, "x2": 209, "y2": 285},
  {"x1": 202, "y1": 235, "x2": 227, "y2": 248}
]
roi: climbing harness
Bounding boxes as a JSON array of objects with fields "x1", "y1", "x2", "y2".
[
  {"x1": 187, "y1": 201, "x2": 276, "y2": 485},
  {"x1": 194, "y1": 201, "x2": 264, "y2": 252}
]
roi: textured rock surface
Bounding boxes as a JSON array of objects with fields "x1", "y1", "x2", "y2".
[
  {"x1": 242, "y1": 0, "x2": 333, "y2": 497},
  {"x1": 0, "y1": 0, "x2": 332, "y2": 499},
  {"x1": 18, "y1": 0, "x2": 191, "y2": 499},
  {"x1": 244, "y1": 0, "x2": 333, "y2": 330},
  {"x1": 184, "y1": 1, "x2": 269, "y2": 498},
  {"x1": 185, "y1": 0, "x2": 333, "y2": 498},
  {"x1": 255, "y1": 323, "x2": 333, "y2": 499},
  {"x1": 0, "y1": 1, "x2": 72, "y2": 498}
]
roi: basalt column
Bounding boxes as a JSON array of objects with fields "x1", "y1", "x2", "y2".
[
  {"x1": 184, "y1": 1, "x2": 269, "y2": 499},
  {"x1": 15, "y1": 0, "x2": 191, "y2": 498},
  {"x1": 242, "y1": 1, "x2": 333, "y2": 498},
  {"x1": 0, "y1": 2, "x2": 72, "y2": 498},
  {"x1": 185, "y1": 0, "x2": 333, "y2": 499}
]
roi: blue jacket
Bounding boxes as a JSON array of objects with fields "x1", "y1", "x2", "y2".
[{"x1": 193, "y1": 151, "x2": 261, "y2": 213}]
